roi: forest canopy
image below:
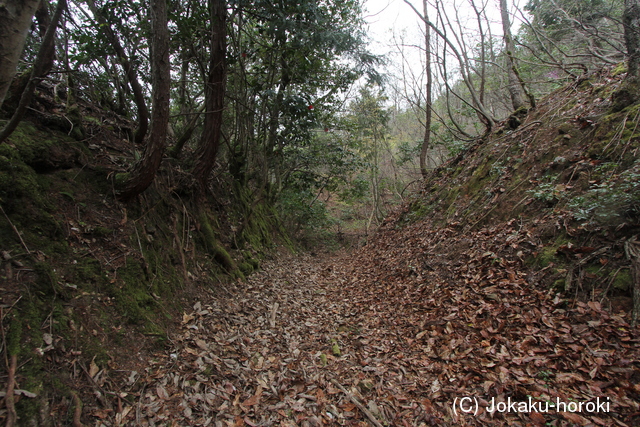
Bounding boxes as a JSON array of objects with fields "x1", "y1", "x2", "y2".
[{"x1": 0, "y1": 0, "x2": 636, "y2": 234}]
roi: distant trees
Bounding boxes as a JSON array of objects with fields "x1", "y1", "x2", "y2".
[
  {"x1": 347, "y1": 87, "x2": 390, "y2": 232},
  {"x1": 520, "y1": 0, "x2": 625, "y2": 79},
  {"x1": 402, "y1": 0, "x2": 433, "y2": 178},
  {"x1": 610, "y1": 0, "x2": 640, "y2": 110},
  {"x1": 3, "y1": 0, "x2": 638, "y2": 234},
  {"x1": 499, "y1": 0, "x2": 528, "y2": 111},
  {"x1": 22, "y1": 0, "x2": 375, "y2": 233},
  {"x1": 85, "y1": 0, "x2": 149, "y2": 145},
  {"x1": 388, "y1": 0, "x2": 630, "y2": 172},
  {"x1": 0, "y1": 0, "x2": 374, "y2": 208}
]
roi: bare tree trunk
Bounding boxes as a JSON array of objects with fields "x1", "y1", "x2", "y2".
[
  {"x1": 499, "y1": 0, "x2": 526, "y2": 111},
  {"x1": 419, "y1": 0, "x2": 432, "y2": 178},
  {"x1": 86, "y1": 0, "x2": 149, "y2": 144},
  {"x1": 613, "y1": 0, "x2": 640, "y2": 111},
  {"x1": 625, "y1": 236, "x2": 640, "y2": 327},
  {"x1": 404, "y1": 0, "x2": 496, "y2": 133},
  {"x1": 0, "y1": 0, "x2": 66, "y2": 145},
  {"x1": 624, "y1": 0, "x2": 640, "y2": 80},
  {"x1": 117, "y1": 0, "x2": 170, "y2": 201},
  {"x1": 192, "y1": 0, "x2": 227, "y2": 192},
  {"x1": 0, "y1": 0, "x2": 41, "y2": 110}
]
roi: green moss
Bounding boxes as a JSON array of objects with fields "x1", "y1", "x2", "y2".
[
  {"x1": 198, "y1": 210, "x2": 240, "y2": 277},
  {"x1": 0, "y1": 146, "x2": 42, "y2": 208},
  {"x1": 552, "y1": 278, "x2": 566, "y2": 290},
  {"x1": 244, "y1": 254, "x2": 260, "y2": 270},
  {"x1": 465, "y1": 158, "x2": 495, "y2": 195},
  {"x1": 319, "y1": 353, "x2": 328, "y2": 366},
  {"x1": 6, "y1": 315, "x2": 22, "y2": 356},
  {"x1": 6, "y1": 122, "x2": 52, "y2": 162},
  {"x1": 537, "y1": 247, "x2": 557, "y2": 267},
  {"x1": 403, "y1": 199, "x2": 432, "y2": 222},
  {"x1": 331, "y1": 340, "x2": 341, "y2": 357},
  {"x1": 93, "y1": 226, "x2": 113, "y2": 237},
  {"x1": 73, "y1": 257, "x2": 104, "y2": 284},
  {"x1": 612, "y1": 62, "x2": 628, "y2": 77},
  {"x1": 114, "y1": 172, "x2": 129, "y2": 188},
  {"x1": 33, "y1": 262, "x2": 61, "y2": 297},
  {"x1": 577, "y1": 79, "x2": 593, "y2": 91},
  {"x1": 104, "y1": 257, "x2": 156, "y2": 324},
  {"x1": 612, "y1": 268, "x2": 632, "y2": 291},
  {"x1": 535, "y1": 234, "x2": 571, "y2": 268},
  {"x1": 238, "y1": 261, "x2": 255, "y2": 275}
]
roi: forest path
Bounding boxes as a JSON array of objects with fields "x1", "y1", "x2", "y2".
[
  {"x1": 122, "y1": 242, "x2": 638, "y2": 427},
  {"x1": 131, "y1": 250, "x2": 382, "y2": 427}
]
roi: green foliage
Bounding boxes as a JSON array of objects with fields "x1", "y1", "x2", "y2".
[
  {"x1": 277, "y1": 187, "x2": 332, "y2": 234},
  {"x1": 568, "y1": 161, "x2": 640, "y2": 224},
  {"x1": 528, "y1": 177, "x2": 564, "y2": 204},
  {"x1": 524, "y1": 0, "x2": 620, "y2": 30}
]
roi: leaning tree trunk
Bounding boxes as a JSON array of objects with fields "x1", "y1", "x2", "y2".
[
  {"x1": 499, "y1": 0, "x2": 526, "y2": 111},
  {"x1": 419, "y1": 0, "x2": 432, "y2": 179},
  {"x1": 625, "y1": 236, "x2": 640, "y2": 327},
  {"x1": 0, "y1": 0, "x2": 41, "y2": 110},
  {"x1": 117, "y1": 0, "x2": 170, "y2": 201},
  {"x1": 0, "y1": 0, "x2": 66, "y2": 145},
  {"x1": 192, "y1": 0, "x2": 227, "y2": 192}
]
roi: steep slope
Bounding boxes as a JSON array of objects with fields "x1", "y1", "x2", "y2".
[
  {"x1": 64, "y1": 66, "x2": 639, "y2": 427},
  {"x1": 0, "y1": 85, "x2": 286, "y2": 425},
  {"x1": 399, "y1": 66, "x2": 639, "y2": 309},
  {"x1": 1, "y1": 65, "x2": 639, "y2": 427},
  {"x1": 328, "y1": 66, "x2": 640, "y2": 425}
]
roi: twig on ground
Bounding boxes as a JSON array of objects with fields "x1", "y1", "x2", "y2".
[
  {"x1": 0, "y1": 205, "x2": 31, "y2": 255},
  {"x1": 71, "y1": 390, "x2": 84, "y2": 427},
  {"x1": 330, "y1": 378, "x2": 383, "y2": 427},
  {"x1": 269, "y1": 302, "x2": 279, "y2": 328},
  {"x1": 5, "y1": 354, "x2": 18, "y2": 427}
]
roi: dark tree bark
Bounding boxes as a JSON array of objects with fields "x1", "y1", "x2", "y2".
[
  {"x1": 419, "y1": 0, "x2": 432, "y2": 179},
  {"x1": 117, "y1": 0, "x2": 170, "y2": 201},
  {"x1": 35, "y1": 0, "x2": 52, "y2": 36},
  {"x1": 499, "y1": 0, "x2": 526, "y2": 111},
  {"x1": 625, "y1": 236, "x2": 640, "y2": 327},
  {"x1": 192, "y1": 0, "x2": 227, "y2": 192},
  {"x1": 86, "y1": 0, "x2": 149, "y2": 144},
  {"x1": 624, "y1": 0, "x2": 640, "y2": 80},
  {"x1": 0, "y1": 0, "x2": 66, "y2": 145},
  {"x1": 613, "y1": 0, "x2": 640, "y2": 111},
  {"x1": 0, "y1": 0, "x2": 41, "y2": 110}
]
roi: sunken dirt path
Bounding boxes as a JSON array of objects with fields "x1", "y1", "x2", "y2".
[{"x1": 112, "y1": 244, "x2": 639, "y2": 427}]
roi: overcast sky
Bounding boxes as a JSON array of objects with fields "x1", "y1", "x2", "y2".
[
  {"x1": 361, "y1": 0, "x2": 527, "y2": 91},
  {"x1": 363, "y1": 0, "x2": 419, "y2": 55}
]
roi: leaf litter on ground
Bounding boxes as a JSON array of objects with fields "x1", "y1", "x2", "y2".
[{"x1": 91, "y1": 216, "x2": 638, "y2": 426}]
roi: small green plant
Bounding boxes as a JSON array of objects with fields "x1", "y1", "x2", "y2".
[
  {"x1": 568, "y1": 162, "x2": 640, "y2": 224},
  {"x1": 538, "y1": 370, "x2": 553, "y2": 382},
  {"x1": 528, "y1": 176, "x2": 564, "y2": 204}
]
